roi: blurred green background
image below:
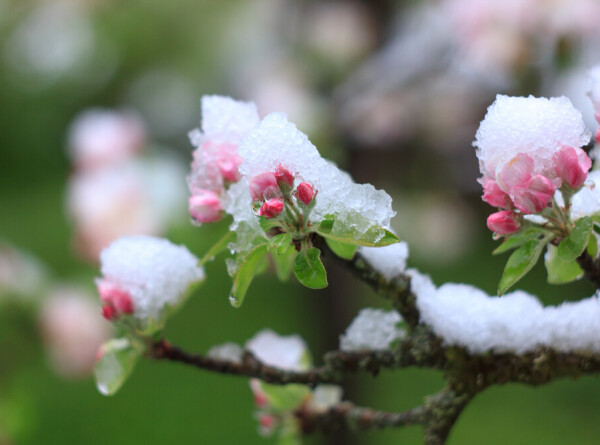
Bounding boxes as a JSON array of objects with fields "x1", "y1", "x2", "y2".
[{"x1": 1, "y1": 0, "x2": 600, "y2": 444}]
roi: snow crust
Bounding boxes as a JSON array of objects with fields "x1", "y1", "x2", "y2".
[
  {"x1": 340, "y1": 308, "x2": 404, "y2": 351},
  {"x1": 359, "y1": 242, "x2": 409, "y2": 281},
  {"x1": 195, "y1": 95, "x2": 260, "y2": 146},
  {"x1": 409, "y1": 269, "x2": 600, "y2": 353},
  {"x1": 208, "y1": 342, "x2": 244, "y2": 363},
  {"x1": 99, "y1": 236, "x2": 204, "y2": 321},
  {"x1": 474, "y1": 95, "x2": 590, "y2": 178},
  {"x1": 245, "y1": 329, "x2": 308, "y2": 371},
  {"x1": 571, "y1": 170, "x2": 600, "y2": 218},
  {"x1": 234, "y1": 112, "x2": 395, "y2": 241}
]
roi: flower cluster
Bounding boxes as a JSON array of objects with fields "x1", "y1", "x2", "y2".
[
  {"x1": 96, "y1": 236, "x2": 204, "y2": 331},
  {"x1": 475, "y1": 95, "x2": 591, "y2": 235},
  {"x1": 187, "y1": 96, "x2": 260, "y2": 223}
]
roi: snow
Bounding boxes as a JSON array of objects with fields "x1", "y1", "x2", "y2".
[
  {"x1": 208, "y1": 342, "x2": 244, "y2": 363},
  {"x1": 359, "y1": 242, "x2": 409, "y2": 281},
  {"x1": 235, "y1": 112, "x2": 395, "y2": 243},
  {"x1": 98, "y1": 236, "x2": 204, "y2": 321},
  {"x1": 245, "y1": 329, "x2": 308, "y2": 371},
  {"x1": 571, "y1": 170, "x2": 600, "y2": 219},
  {"x1": 408, "y1": 268, "x2": 600, "y2": 353},
  {"x1": 474, "y1": 95, "x2": 590, "y2": 179},
  {"x1": 340, "y1": 308, "x2": 405, "y2": 351}
]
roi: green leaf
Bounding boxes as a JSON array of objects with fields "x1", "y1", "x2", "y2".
[
  {"x1": 498, "y1": 235, "x2": 552, "y2": 295},
  {"x1": 261, "y1": 382, "x2": 311, "y2": 412},
  {"x1": 293, "y1": 247, "x2": 328, "y2": 289},
  {"x1": 94, "y1": 338, "x2": 143, "y2": 396},
  {"x1": 316, "y1": 215, "x2": 399, "y2": 247},
  {"x1": 259, "y1": 216, "x2": 282, "y2": 233},
  {"x1": 325, "y1": 238, "x2": 358, "y2": 260},
  {"x1": 199, "y1": 231, "x2": 236, "y2": 265},
  {"x1": 588, "y1": 232, "x2": 598, "y2": 257},
  {"x1": 230, "y1": 244, "x2": 268, "y2": 308},
  {"x1": 269, "y1": 233, "x2": 293, "y2": 255},
  {"x1": 544, "y1": 244, "x2": 584, "y2": 284},
  {"x1": 492, "y1": 227, "x2": 545, "y2": 255},
  {"x1": 272, "y1": 245, "x2": 297, "y2": 282},
  {"x1": 558, "y1": 217, "x2": 593, "y2": 262}
]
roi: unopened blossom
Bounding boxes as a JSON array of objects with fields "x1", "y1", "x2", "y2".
[
  {"x1": 98, "y1": 236, "x2": 204, "y2": 326},
  {"x1": 40, "y1": 287, "x2": 112, "y2": 378},
  {"x1": 249, "y1": 172, "x2": 280, "y2": 202},
  {"x1": 296, "y1": 182, "x2": 315, "y2": 205},
  {"x1": 187, "y1": 96, "x2": 260, "y2": 223},
  {"x1": 189, "y1": 190, "x2": 223, "y2": 223},
  {"x1": 68, "y1": 110, "x2": 146, "y2": 170},
  {"x1": 487, "y1": 210, "x2": 520, "y2": 235},
  {"x1": 553, "y1": 146, "x2": 592, "y2": 190},
  {"x1": 274, "y1": 164, "x2": 294, "y2": 188},
  {"x1": 67, "y1": 158, "x2": 186, "y2": 262},
  {"x1": 259, "y1": 199, "x2": 284, "y2": 219}
]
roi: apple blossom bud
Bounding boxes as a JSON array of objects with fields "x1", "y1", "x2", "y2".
[
  {"x1": 249, "y1": 172, "x2": 279, "y2": 202},
  {"x1": 217, "y1": 148, "x2": 242, "y2": 182},
  {"x1": 259, "y1": 414, "x2": 275, "y2": 429},
  {"x1": 482, "y1": 178, "x2": 510, "y2": 208},
  {"x1": 189, "y1": 190, "x2": 222, "y2": 223},
  {"x1": 102, "y1": 305, "x2": 116, "y2": 320},
  {"x1": 512, "y1": 175, "x2": 554, "y2": 214},
  {"x1": 296, "y1": 182, "x2": 315, "y2": 205},
  {"x1": 274, "y1": 164, "x2": 294, "y2": 188},
  {"x1": 259, "y1": 199, "x2": 284, "y2": 219},
  {"x1": 487, "y1": 210, "x2": 520, "y2": 235},
  {"x1": 553, "y1": 145, "x2": 592, "y2": 190}
]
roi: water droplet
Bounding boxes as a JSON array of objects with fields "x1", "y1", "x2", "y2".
[{"x1": 229, "y1": 295, "x2": 241, "y2": 308}]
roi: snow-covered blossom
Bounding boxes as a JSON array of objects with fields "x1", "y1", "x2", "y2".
[
  {"x1": 68, "y1": 110, "x2": 146, "y2": 170},
  {"x1": 67, "y1": 158, "x2": 186, "y2": 262},
  {"x1": 97, "y1": 236, "x2": 204, "y2": 326},
  {"x1": 409, "y1": 268, "x2": 600, "y2": 354},
  {"x1": 245, "y1": 329, "x2": 309, "y2": 371},
  {"x1": 40, "y1": 286, "x2": 112, "y2": 378},
  {"x1": 0, "y1": 243, "x2": 48, "y2": 301},
  {"x1": 228, "y1": 112, "x2": 395, "y2": 248},
  {"x1": 340, "y1": 308, "x2": 405, "y2": 351},
  {"x1": 358, "y1": 242, "x2": 409, "y2": 281},
  {"x1": 187, "y1": 96, "x2": 260, "y2": 224},
  {"x1": 475, "y1": 95, "x2": 591, "y2": 231}
]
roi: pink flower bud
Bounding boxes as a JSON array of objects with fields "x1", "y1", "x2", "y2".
[
  {"x1": 487, "y1": 210, "x2": 520, "y2": 235},
  {"x1": 259, "y1": 199, "x2": 284, "y2": 219},
  {"x1": 512, "y1": 175, "x2": 555, "y2": 214},
  {"x1": 102, "y1": 305, "x2": 116, "y2": 320},
  {"x1": 553, "y1": 145, "x2": 592, "y2": 190},
  {"x1": 274, "y1": 164, "x2": 294, "y2": 187},
  {"x1": 482, "y1": 178, "x2": 510, "y2": 208},
  {"x1": 498, "y1": 153, "x2": 533, "y2": 195},
  {"x1": 249, "y1": 172, "x2": 279, "y2": 202},
  {"x1": 296, "y1": 182, "x2": 315, "y2": 205},
  {"x1": 259, "y1": 414, "x2": 275, "y2": 429},
  {"x1": 189, "y1": 191, "x2": 223, "y2": 223},
  {"x1": 250, "y1": 379, "x2": 269, "y2": 408},
  {"x1": 217, "y1": 148, "x2": 242, "y2": 182}
]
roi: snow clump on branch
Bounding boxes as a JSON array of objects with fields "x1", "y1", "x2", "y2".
[
  {"x1": 97, "y1": 236, "x2": 204, "y2": 326},
  {"x1": 340, "y1": 308, "x2": 405, "y2": 351}
]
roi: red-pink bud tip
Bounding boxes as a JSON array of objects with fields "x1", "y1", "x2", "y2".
[
  {"x1": 259, "y1": 414, "x2": 275, "y2": 429},
  {"x1": 102, "y1": 305, "x2": 117, "y2": 321},
  {"x1": 275, "y1": 164, "x2": 294, "y2": 187},
  {"x1": 296, "y1": 182, "x2": 315, "y2": 205},
  {"x1": 259, "y1": 198, "x2": 284, "y2": 219},
  {"x1": 487, "y1": 210, "x2": 520, "y2": 235},
  {"x1": 253, "y1": 392, "x2": 268, "y2": 408}
]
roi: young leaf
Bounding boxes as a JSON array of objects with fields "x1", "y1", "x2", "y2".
[
  {"x1": 325, "y1": 238, "x2": 358, "y2": 260},
  {"x1": 492, "y1": 227, "x2": 545, "y2": 255},
  {"x1": 544, "y1": 244, "x2": 584, "y2": 284},
  {"x1": 272, "y1": 245, "x2": 297, "y2": 282},
  {"x1": 230, "y1": 244, "x2": 268, "y2": 308},
  {"x1": 498, "y1": 235, "x2": 552, "y2": 295},
  {"x1": 588, "y1": 232, "x2": 598, "y2": 258},
  {"x1": 94, "y1": 338, "x2": 143, "y2": 396},
  {"x1": 260, "y1": 382, "x2": 311, "y2": 412},
  {"x1": 557, "y1": 217, "x2": 593, "y2": 262},
  {"x1": 269, "y1": 233, "x2": 293, "y2": 255},
  {"x1": 199, "y1": 231, "x2": 236, "y2": 266},
  {"x1": 316, "y1": 215, "x2": 399, "y2": 247},
  {"x1": 293, "y1": 247, "x2": 328, "y2": 289}
]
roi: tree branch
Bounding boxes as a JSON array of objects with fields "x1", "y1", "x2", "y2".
[{"x1": 577, "y1": 250, "x2": 600, "y2": 289}]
